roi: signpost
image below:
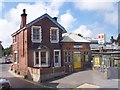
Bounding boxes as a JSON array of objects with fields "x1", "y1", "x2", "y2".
[
  {"x1": 97, "y1": 34, "x2": 106, "y2": 52},
  {"x1": 97, "y1": 34, "x2": 106, "y2": 46}
]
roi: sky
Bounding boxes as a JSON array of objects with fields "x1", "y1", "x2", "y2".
[{"x1": 0, "y1": 0, "x2": 119, "y2": 48}]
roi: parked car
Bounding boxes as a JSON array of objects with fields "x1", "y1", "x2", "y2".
[
  {"x1": 5, "y1": 58, "x2": 12, "y2": 64},
  {"x1": 0, "y1": 78, "x2": 11, "y2": 90}
]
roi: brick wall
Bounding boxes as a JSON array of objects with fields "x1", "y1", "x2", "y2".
[
  {"x1": 61, "y1": 43, "x2": 91, "y2": 73},
  {"x1": 27, "y1": 17, "x2": 63, "y2": 67},
  {"x1": 27, "y1": 67, "x2": 65, "y2": 82}
]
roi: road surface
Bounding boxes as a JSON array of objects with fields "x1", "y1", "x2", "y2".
[{"x1": 0, "y1": 57, "x2": 46, "y2": 88}]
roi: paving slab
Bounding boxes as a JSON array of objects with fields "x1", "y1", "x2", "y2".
[{"x1": 44, "y1": 70, "x2": 119, "y2": 88}]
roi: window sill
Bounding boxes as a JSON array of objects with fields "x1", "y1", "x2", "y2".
[
  {"x1": 50, "y1": 41, "x2": 59, "y2": 43},
  {"x1": 32, "y1": 40, "x2": 41, "y2": 43},
  {"x1": 34, "y1": 64, "x2": 49, "y2": 67}
]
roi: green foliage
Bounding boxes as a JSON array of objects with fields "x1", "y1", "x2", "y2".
[
  {"x1": 2, "y1": 45, "x2": 12, "y2": 56},
  {"x1": 111, "y1": 34, "x2": 120, "y2": 46},
  {"x1": 117, "y1": 33, "x2": 120, "y2": 42}
]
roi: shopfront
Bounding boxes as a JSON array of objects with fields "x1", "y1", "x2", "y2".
[{"x1": 92, "y1": 52, "x2": 120, "y2": 71}]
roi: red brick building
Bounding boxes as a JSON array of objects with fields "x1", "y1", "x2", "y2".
[
  {"x1": 61, "y1": 33, "x2": 91, "y2": 73},
  {"x1": 11, "y1": 9, "x2": 91, "y2": 82}
]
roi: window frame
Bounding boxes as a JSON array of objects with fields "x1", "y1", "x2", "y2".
[
  {"x1": 14, "y1": 51, "x2": 18, "y2": 64},
  {"x1": 34, "y1": 50, "x2": 49, "y2": 67},
  {"x1": 54, "y1": 50, "x2": 61, "y2": 67},
  {"x1": 64, "y1": 50, "x2": 72, "y2": 63},
  {"x1": 40, "y1": 50, "x2": 49, "y2": 66},
  {"x1": 31, "y1": 26, "x2": 42, "y2": 43},
  {"x1": 50, "y1": 27, "x2": 59, "y2": 43}
]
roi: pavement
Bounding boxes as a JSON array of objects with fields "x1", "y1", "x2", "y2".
[
  {"x1": 42, "y1": 70, "x2": 119, "y2": 88},
  {"x1": 7, "y1": 62, "x2": 119, "y2": 88},
  {"x1": 8, "y1": 69, "x2": 52, "y2": 88}
]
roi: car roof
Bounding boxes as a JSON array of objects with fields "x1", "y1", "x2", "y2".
[{"x1": 0, "y1": 79, "x2": 9, "y2": 84}]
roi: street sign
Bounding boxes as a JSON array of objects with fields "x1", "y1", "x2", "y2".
[{"x1": 97, "y1": 34, "x2": 106, "y2": 45}]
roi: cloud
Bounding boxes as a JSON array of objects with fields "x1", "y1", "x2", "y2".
[
  {"x1": 5, "y1": 0, "x2": 64, "y2": 25},
  {"x1": 0, "y1": 19, "x2": 18, "y2": 48},
  {"x1": 59, "y1": 10, "x2": 76, "y2": 30},
  {"x1": 74, "y1": 0, "x2": 118, "y2": 26},
  {"x1": 73, "y1": 25, "x2": 93, "y2": 37},
  {"x1": 104, "y1": 11, "x2": 118, "y2": 26},
  {"x1": 75, "y1": 1, "x2": 114, "y2": 12},
  {"x1": 1, "y1": 1, "x2": 65, "y2": 47}
]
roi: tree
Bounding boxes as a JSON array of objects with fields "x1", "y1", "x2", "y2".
[
  {"x1": 117, "y1": 33, "x2": 120, "y2": 46},
  {"x1": 110, "y1": 36, "x2": 115, "y2": 43},
  {"x1": 2, "y1": 45, "x2": 12, "y2": 56},
  {"x1": 117, "y1": 33, "x2": 120, "y2": 41}
]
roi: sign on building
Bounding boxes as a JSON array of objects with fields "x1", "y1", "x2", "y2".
[{"x1": 97, "y1": 34, "x2": 106, "y2": 45}]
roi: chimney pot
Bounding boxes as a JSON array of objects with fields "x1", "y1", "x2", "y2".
[
  {"x1": 53, "y1": 17, "x2": 57, "y2": 21},
  {"x1": 23, "y1": 9, "x2": 26, "y2": 14}
]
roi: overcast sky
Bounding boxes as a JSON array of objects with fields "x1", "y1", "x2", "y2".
[{"x1": 0, "y1": 0, "x2": 119, "y2": 48}]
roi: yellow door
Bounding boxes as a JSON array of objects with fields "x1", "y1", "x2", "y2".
[
  {"x1": 94, "y1": 56, "x2": 100, "y2": 67},
  {"x1": 74, "y1": 52, "x2": 82, "y2": 69}
]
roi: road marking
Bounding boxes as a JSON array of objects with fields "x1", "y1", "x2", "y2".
[{"x1": 77, "y1": 83, "x2": 100, "y2": 88}]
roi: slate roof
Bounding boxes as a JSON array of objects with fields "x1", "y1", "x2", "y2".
[
  {"x1": 90, "y1": 43, "x2": 120, "y2": 50},
  {"x1": 61, "y1": 33, "x2": 90, "y2": 43},
  {"x1": 11, "y1": 13, "x2": 67, "y2": 36},
  {"x1": 90, "y1": 44, "x2": 99, "y2": 50}
]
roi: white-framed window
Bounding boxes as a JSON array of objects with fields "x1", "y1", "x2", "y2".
[
  {"x1": 64, "y1": 51, "x2": 72, "y2": 63},
  {"x1": 50, "y1": 27, "x2": 59, "y2": 43},
  {"x1": 34, "y1": 50, "x2": 49, "y2": 67},
  {"x1": 54, "y1": 50, "x2": 61, "y2": 67},
  {"x1": 14, "y1": 51, "x2": 18, "y2": 64},
  {"x1": 31, "y1": 26, "x2": 42, "y2": 43},
  {"x1": 34, "y1": 51, "x2": 39, "y2": 65}
]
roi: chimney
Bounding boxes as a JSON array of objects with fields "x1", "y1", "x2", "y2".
[
  {"x1": 53, "y1": 17, "x2": 57, "y2": 21},
  {"x1": 20, "y1": 9, "x2": 27, "y2": 28}
]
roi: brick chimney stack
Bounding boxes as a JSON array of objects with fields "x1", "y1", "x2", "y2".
[{"x1": 20, "y1": 9, "x2": 27, "y2": 28}]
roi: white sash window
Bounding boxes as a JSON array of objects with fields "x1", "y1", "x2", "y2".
[
  {"x1": 50, "y1": 27, "x2": 59, "y2": 43},
  {"x1": 34, "y1": 50, "x2": 49, "y2": 67},
  {"x1": 31, "y1": 26, "x2": 42, "y2": 43}
]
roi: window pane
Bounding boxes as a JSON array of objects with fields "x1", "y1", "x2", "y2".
[
  {"x1": 33, "y1": 27, "x2": 40, "y2": 40},
  {"x1": 14, "y1": 53, "x2": 17, "y2": 62},
  {"x1": 55, "y1": 51, "x2": 59, "y2": 63},
  {"x1": 55, "y1": 56, "x2": 59, "y2": 63},
  {"x1": 51, "y1": 29, "x2": 57, "y2": 41},
  {"x1": 64, "y1": 51, "x2": 72, "y2": 62},
  {"x1": 35, "y1": 52, "x2": 39, "y2": 64},
  {"x1": 41, "y1": 51, "x2": 46, "y2": 64},
  {"x1": 65, "y1": 51, "x2": 67, "y2": 55},
  {"x1": 65, "y1": 56, "x2": 67, "y2": 62},
  {"x1": 68, "y1": 56, "x2": 71, "y2": 62},
  {"x1": 55, "y1": 51, "x2": 59, "y2": 55}
]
